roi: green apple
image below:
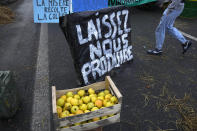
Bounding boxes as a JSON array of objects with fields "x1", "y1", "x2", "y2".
[
  {"x1": 77, "y1": 90, "x2": 85, "y2": 97},
  {"x1": 57, "y1": 98, "x2": 65, "y2": 107},
  {"x1": 71, "y1": 106, "x2": 79, "y2": 114}
]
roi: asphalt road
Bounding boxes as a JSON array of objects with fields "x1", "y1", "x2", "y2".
[
  {"x1": 0, "y1": 1, "x2": 197, "y2": 131},
  {"x1": 0, "y1": 0, "x2": 40, "y2": 130}
]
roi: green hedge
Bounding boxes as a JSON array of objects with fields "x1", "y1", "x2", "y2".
[
  {"x1": 181, "y1": 1, "x2": 197, "y2": 18},
  {"x1": 108, "y1": 0, "x2": 156, "y2": 7}
]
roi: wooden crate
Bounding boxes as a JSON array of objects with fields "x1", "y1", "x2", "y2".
[{"x1": 52, "y1": 76, "x2": 122, "y2": 131}]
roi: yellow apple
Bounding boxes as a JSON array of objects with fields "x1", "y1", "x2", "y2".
[
  {"x1": 76, "y1": 109, "x2": 83, "y2": 115},
  {"x1": 108, "y1": 114, "x2": 114, "y2": 117},
  {"x1": 74, "y1": 123, "x2": 81, "y2": 126},
  {"x1": 87, "y1": 102, "x2": 94, "y2": 110},
  {"x1": 98, "y1": 92, "x2": 105, "y2": 97},
  {"x1": 60, "y1": 110, "x2": 70, "y2": 118},
  {"x1": 104, "y1": 90, "x2": 110, "y2": 95},
  {"x1": 105, "y1": 94, "x2": 112, "y2": 100},
  {"x1": 88, "y1": 88, "x2": 95, "y2": 95},
  {"x1": 79, "y1": 99, "x2": 83, "y2": 105},
  {"x1": 60, "y1": 95, "x2": 67, "y2": 101},
  {"x1": 66, "y1": 97, "x2": 73, "y2": 103},
  {"x1": 103, "y1": 99, "x2": 109, "y2": 107},
  {"x1": 77, "y1": 90, "x2": 85, "y2": 97},
  {"x1": 57, "y1": 106, "x2": 62, "y2": 114},
  {"x1": 89, "y1": 94, "x2": 97, "y2": 98},
  {"x1": 64, "y1": 103, "x2": 72, "y2": 110},
  {"x1": 91, "y1": 96, "x2": 97, "y2": 103},
  {"x1": 60, "y1": 112, "x2": 67, "y2": 118},
  {"x1": 57, "y1": 98, "x2": 65, "y2": 107},
  {"x1": 95, "y1": 99, "x2": 103, "y2": 108},
  {"x1": 97, "y1": 96, "x2": 104, "y2": 101},
  {"x1": 80, "y1": 104, "x2": 87, "y2": 111},
  {"x1": 110, "y1": 96, "x2": 118, "y2": 104},
  {"x1": 92, "y1": 117, "x2": 100, "y2": 122},
  {"x1": 84, "y1": 110, "x2": 90, "y2": 113},
  {"x1": 105, "y1": 102, "x2": 113, "y2": 107},
  {"x1": 68, "y1": 114, "x2": 74, "y2": 117},
  {"x1": 74, "y1": 94, "x2": 80, "y2": 100},
  {"x1": 91, "y1": 107, "x2": 99, "y2": 111},
  {"x1": 101, "y1": 116, "x2": 108, "y2": 119},
  {"x1": 70, "y1": 98, "x2": 79, "y2": 106},
  {"x1": 66, "y1": 91, "x2": 73, "y2": 98},
  {"x1": 83, "y1": 96, "x2": 90, "y2": 104},
  {"x1": 71, "y1": 106, "x2": 79, "y2": 114},
  {"x1": 62, "y1": 126, "x2": 69, "y2": 128}
]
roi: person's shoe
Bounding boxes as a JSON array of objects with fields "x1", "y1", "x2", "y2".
[
  {"x1": 182, "y1": 40, "x2": 192, "y2": 54},
  {"x1": 147, "y1": 48, "x2": 162, "y2": 55}
]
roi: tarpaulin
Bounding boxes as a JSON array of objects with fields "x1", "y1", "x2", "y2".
[{"x1": 60, "y1": 6, "x2": 133, "y2": 85}]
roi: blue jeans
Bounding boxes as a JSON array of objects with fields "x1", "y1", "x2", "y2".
[{"x1": 155, "y1": 5, "x2": 187, "y2": 50}]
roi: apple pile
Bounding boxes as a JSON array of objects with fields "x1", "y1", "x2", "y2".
[{"x1": 56, "y1": 88, "x2": 118, "y2": 126}]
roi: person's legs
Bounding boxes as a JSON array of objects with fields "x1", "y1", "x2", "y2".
[
  {"x1": 147, "y1": 9, "x2": 168, "y2": 55},
  {"x1": 167, "y1": 27, "x2": 187, "y2": 44},
  {"x1": 166, "y1": 7, "x2": 187, "y2": 44},
  {"x1": 166, "y1": 7, "x2": 192, "y2": 54}
]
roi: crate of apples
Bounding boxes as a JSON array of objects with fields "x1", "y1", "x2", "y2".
[{"x1": 52, "y1": 76, "x2": 122, "y2": 131}]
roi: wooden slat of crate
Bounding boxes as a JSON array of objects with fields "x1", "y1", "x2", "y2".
[
  {"x1": 105, "y1": 76, "x2": 122, "y2": 103},
  {"x1": 59, "y1": 113, "x2": 120, "y2": 131},
  {"x1": 59, "y1": 104, "x2": 121, "y2": 127},
  {"x1": 56, "y1": 81, "x2": 106, "y2": 99}
]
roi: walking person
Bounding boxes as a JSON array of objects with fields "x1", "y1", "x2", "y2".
[{"x1": 147, "y1": 0, "x2": 192, "y2": 55}]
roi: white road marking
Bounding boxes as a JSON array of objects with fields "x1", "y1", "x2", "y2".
[
  {"x1": 180, "y1": 31, "x2": 197, "y2": 42},
  {"x1": 31, "y1": 23, "x2": 51, "y2": 131}
]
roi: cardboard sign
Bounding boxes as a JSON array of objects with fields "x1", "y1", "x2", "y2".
[
  {"x1": 61, "y1": 6, "x2": 133, "y2": 85},
  {"x1": 33, "y1": 0, "x2": 70, "y2": 23},
  {"x1": 72, "y1": 0, "x2": 108, "y2": 12}
]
